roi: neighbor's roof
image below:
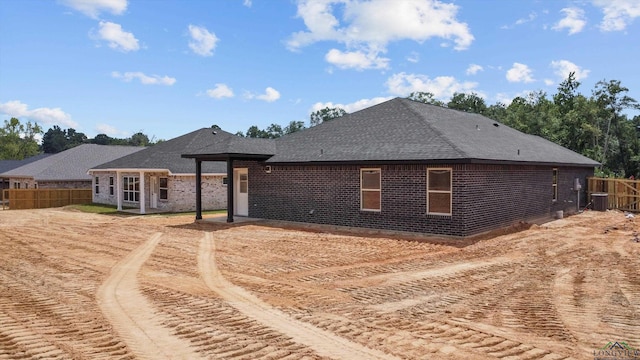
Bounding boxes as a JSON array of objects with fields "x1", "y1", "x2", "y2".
[
  {"x1": 1, "y1": 144, "x2": 144, "y2": 181},
  {"x1": 93, "y1": 128, "x2": 231, "y2": 174},
  {"x1": 267, "y1": 97, "x2": 600, "y2": 167},
  {"x1": 0, "y1": 153, "x2": 52, "y2": 175}
]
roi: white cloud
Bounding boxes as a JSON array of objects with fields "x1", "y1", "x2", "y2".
[
  {"x1": 245, "y1": 87, "x2": 281, "y2": 102},
  {"x1": 406, "y1": 51, "x2": 419, "y2": 63},
  {"x1": 95, "y1": 123, "x2": 129, "y2": 137},
  {"x1": 501, "y1": 12, "x2": 537, "y2": 29},
  {"x1": 466, "y1": 64, "x2": 483, "y2": 75},
  {"x1": 544, "y1": 79, "x2": 555, "y2": 86},
  {"x1": 287, "y1": 0, "x2": 473, "y2": 69},
  {"x1": 495, "y1": 91, "x2": 532, "y2": 106},
  {"x1": 552, "y1": 7, "x2": 587, "y2": 35},
  {"x1": 0, "y1": 100, "x2": 77, "y2": 128},
  {"x1": 95, "y1": 21, "x2": 139, "y2": 52},
  {"x1": 325, "y1": 48, "x2": 389, "y2": 70},
  {"x1": 310, "y1": 97, "x2": 392, "y2": 114},
  {"x1": 385, "y1": 72, "x2": 480, "y2": 99},
  {"x1": 188, "y1": 25, "x2": 219, "y2": 56},
  {"x1": 506, "y1": 62, "x2": 534, "y2": 83},
  {"x1": 550, "y1": 60, "x2": 590, "y2": 81},
  {"x1": 257, "y1": 87, "x2": 281, "y2": 102},
  {"x1": 111, "y1": 71, "x2": 176, "y2": 85},
  {"x1": 243, "y1": 0, "x2": 252, "y2": 7},
  {"x1": 593, "y1": 0, "x2": 640, "y2": 31},
  {"x1": 206, "y1": 84, "x2": 234, "y2": 99},
  {"x1": 61, "y1": 0, "x2": 127, "y2": 18}
]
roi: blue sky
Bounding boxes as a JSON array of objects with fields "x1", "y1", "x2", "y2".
[{"x1": 1, "y1": 0, "x2": 639, "y2": 141}]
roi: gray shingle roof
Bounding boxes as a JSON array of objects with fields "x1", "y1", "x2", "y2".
[
  {"x1": 267, "y1": 97, "x2": 599, "y2": 166},
  {"x1": 0, "y1": 154, "x2": 52, "y2": 174},
  {"x1": 1, "y1": 144, "x2": 144, "y2": 181},
  {"x1": 92, "y1": 128, "x2": 230, "y2": 174}
]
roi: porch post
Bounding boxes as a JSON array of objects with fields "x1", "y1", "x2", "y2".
[
  {"x1": 116, "y1": 170, "x2": 122, "y2": 211},
  {"x1": 195, "y1": 160, "x2": 202, "y2": 220},
  {"x1": 139, "y1": 171, "x2": 146, "y2": 214},
  {"x1": 227, "y1": 157, "x2": 234, "y2": 223}
]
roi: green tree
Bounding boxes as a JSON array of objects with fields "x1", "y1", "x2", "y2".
[
  {"x1": 284, "y1": 120, "x2": 305, "y2": 134},
  {"x1": 245, "y1": 125, "x2": 268, "y2": 138},
  {"x1": 0, "y1": 117, "x2": 42, "y2": 160},
  {"x1": 128, "y1": 132, "x2": 150, "y2": 146},
  {"x1": 310, "y1": 107, "x2": 346, "y2": 127},
  {"x1": 92, "y1": 134, "x2": 112, "y2": 145},
  {"x1": 593, "y1": 79, "x2": 639, "y2": 175},
  {"x1": 41, "y1": 126, "x2": 87, "y2": 153},
  {"x1": 407, "y1": 92, "x2": 445, "y2": 106},
  {"x1": 447, "y1": 92, "x2": 487, "y2": 114},
  {"x1": 265, "y1": 123, "x2": 283, "y2": 138}
]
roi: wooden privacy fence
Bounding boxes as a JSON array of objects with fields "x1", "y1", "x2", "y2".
[
  {"x1": 587, "y1": 177, "x2": 640, "y2": 212},
  {"x1": 1, "y1": 189, "x2": 92, "y2": 210}
]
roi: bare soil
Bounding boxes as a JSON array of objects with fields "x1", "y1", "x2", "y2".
[{"x1": 0, "y1": 207, "x2": 639, "y2": 360}]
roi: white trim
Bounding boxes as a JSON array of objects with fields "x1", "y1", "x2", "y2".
[{"x1": 88, "y1": 168, "x2": 226, "y2": 176}]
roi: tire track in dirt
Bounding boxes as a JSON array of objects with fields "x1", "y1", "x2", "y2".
[
  {"x1": 198, "y1": 232, "x2": 398, "y2": 360},
  {"x1": 97, "y1": 232, "x2": 204, "y2": 360}
]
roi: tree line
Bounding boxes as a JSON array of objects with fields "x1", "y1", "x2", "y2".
[
  {"x1": 0, "y1": 120, "x2": 157, "y2": 160},
  {"x1": 3, "y1": 73, "x2": 639, "y2": 177}
]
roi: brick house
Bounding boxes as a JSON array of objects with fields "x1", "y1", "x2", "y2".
[
  {"x1": 0, "y1": 144, "x2": 143, "y2": 190},
  {"x1": 183, "y1": 98, "x2": 599, "y2": 237},
  {"x1": 89, "y1": 128, "x2": 228, "y2": 214}
]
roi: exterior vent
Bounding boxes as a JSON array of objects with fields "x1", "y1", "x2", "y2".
[{"x1": 264, "y1": 165, "x2": 272, "y2": 174}]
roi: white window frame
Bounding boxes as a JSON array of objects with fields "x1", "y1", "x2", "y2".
[
  {"x1": 427, "y1": 168, "x2": 452, "y2": 216},
  {"x1": 94, "y1": 176, "x2": 99, "y2": 194},
  {"x1": 552, "y1": 168, "x2": 558, "y2": 201},
  {"x1": 360, "y1": 168, "x2": 381, "y2": 212},
  {"x1": 159, "y1": 177, "x2": 168, "y2": 201},
  {"x1": 109, "y1": 176, "x2": 114, "y2": 196},
  {"x1": 123, "y1": 176, "x2": 140, "y2": 202}
]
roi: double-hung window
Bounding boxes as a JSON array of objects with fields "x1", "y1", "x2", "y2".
[
  {"x1": 95, "y1": 176, "x2": 100, "y2": 194},
  {"x1": 123, "y1": 176, "x2": 140, "y2": 202},
  {"x1": 361, "y1": 168, "x2": 381, "y2": 211},
  {"x1": 427, "y1": 168, "x2": 452, "y2": 215},
  {"x1": 159, "y1": 177, "x2": 168, "y2": 200},
  {"x1": 109, "y1": 176, "x2": 114, "y2": 196}
]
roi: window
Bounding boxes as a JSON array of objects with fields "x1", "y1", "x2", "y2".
[
  {"x1": 427, "y1": 168, "x2": 452, "y2": 215},
  {"x1": 552, "y1": 168, "x2": 558, "y2": 201},
  {"x1": 123, "y1": 176, "x2": 140, "y2": 202},
  {"x1": 222, "y1": 177, "x2": 228, "y2": 185},
  {"x1": 159, "y1": 177, "x2": 168, "y2": 200},
  {"x1": 95, "y1": 176, "x2": 100, "y2": 194},
  {"x1": 14, "y1": 182, "x2": 20, "y2": 189},
  {"x1": 239, "y1": 173, "x2": 248, "y2": 193},
  {"x1": 109, "y1": 176, "x2": 114, "y2": 196},
  {"x1": 361, "y1": 168, "x2": 381, "y2": 211}
]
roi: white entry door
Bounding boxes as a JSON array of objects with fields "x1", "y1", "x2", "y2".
[
  {"x1": 150, "y1": 176, "x2": 158, "y2": 209},
  {"x1": 234, "y1": 168, "x2": 248, "y2": 216}
]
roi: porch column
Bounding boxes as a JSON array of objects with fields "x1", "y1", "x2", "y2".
[
  {"x1": 195, "y1": 160, "x2": 202, "y2": 220},
  {"x1": 139, "y1": 171, "x2": 146, "y2": 214},
  {"x1": 227, "y1": 157, "x2": 234, "y2": 223},
  {"x1": 116, "y1": 170, "x2": 122, "y2": 211}
]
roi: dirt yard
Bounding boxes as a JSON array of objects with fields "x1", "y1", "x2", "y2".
[{"x1": 0, "y1": 208, "x2": 639, "y2": 360}]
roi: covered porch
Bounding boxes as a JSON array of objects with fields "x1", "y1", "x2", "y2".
[{"x1": 181, "y1": 132, "x2": 275, "y2": 223}]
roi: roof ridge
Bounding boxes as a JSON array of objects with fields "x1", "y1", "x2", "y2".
[{"x1": 401, "y1": 99, "x2": 468, "y2": 158}]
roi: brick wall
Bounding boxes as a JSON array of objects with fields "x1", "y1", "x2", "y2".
[
  {"x1": 241, "y1": 161, "x2": 594, "y2": 237},
  {"x1": 91, "y1": 171, "x2": 226, "y2": 212}
]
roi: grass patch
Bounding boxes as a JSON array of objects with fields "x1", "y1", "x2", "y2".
[{"x1": 67, "y1": 203, "x2": 226, "y2": 217}]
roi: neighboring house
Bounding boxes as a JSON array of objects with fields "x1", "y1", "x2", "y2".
[
  {"x1": 0, "y1": 144, "x2": 143, "y2": 190},
  {"x1": 89, "y1": 128, "x2": 228, "y2": 214},
  {"x1": 183, "y1": 97, "x2": 599, "y2": 237},
  {"x1": 0, "y1": 154, "x2": 52, "y2": 190}
]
